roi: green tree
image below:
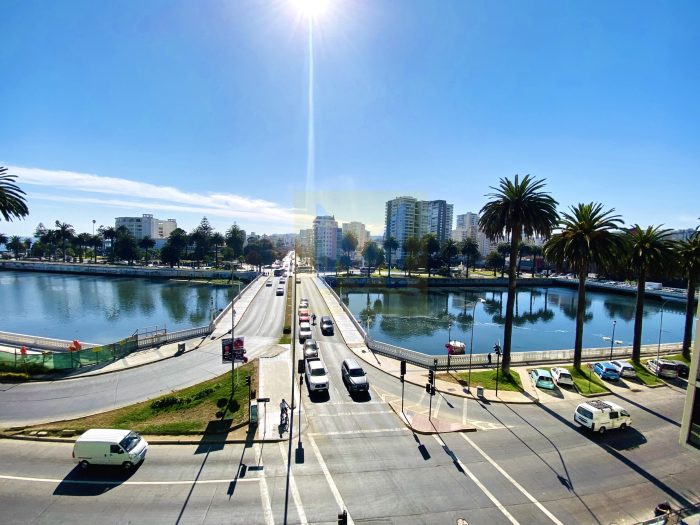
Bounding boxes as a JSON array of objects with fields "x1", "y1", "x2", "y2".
[
  {"x1": 0, "y1": 167, "x2": 29, "y2": 222},
  {"x1": 99, "y1": 226, "x2": 117, "y2": 263},
  {"x1": 479, "y1": 174, "x2": 559, "y2": 374},
  {"x1": 362, "y1": 241, "x2": 381, "y2": 277},
  {"x1": 496, "y1": 243, "x2": 510, "y2": 278},
  {"x1": 75, "y1": 232, "x2": 93, "y2": 263},
  {"x1": 485, "y1": 251, "x2": 504, "y2": 277},
  {"x1": 530, "y1": 244, "x2": 543, "y2": 277},
  {"x1": 225, "y1": 224, "x2": 246, "y2": 261},
  {"x1": 114, "y1": 227, "x2": 139, "y2": 264},
  {"x1": 383, "y1": 236, "x2": 399, "y2": 277},
  {"x1": 211, "y1": 232, "x2": 225, "y2": 267},
  {"x1": 139, "y1": 236, "x2": 156, "y2": 264},
  {"x1": 441, "y1": 239, "x2": 458, "y2": 276},
  {"x1": 517, "y1": 243, "x2": 532, "y2": 276},
  {"x1": 168, "y1": 228, "x2": 189, "y2": 264},
  {"x1": 402, "y1": 236, "x2": 421, "y2": 276},
  {"x1": 421, "y1": 234, "x2": 441, "y2": 277},
  {"x1": 0, "y1": 233, "x2": 7, "y2": 251},
  {"x1": 90, "y1": 234, "x2": 102, "y2": 263},
  {"x1": 341, "y1": 232, "x2": 358, "y2": 276},
  {"x1": 460, "y1": 237, "x2": 479, "y2": 278},
  {"x1": 160, "y1": 243, "x2": 179, "y2": 268},
  {"x1": 544, "y1": 203, "x2": 625, "y2": 369},
  {"x1": 54, "y1": 220, "x2": 75, "y2": 262},
  {"x1": 674, "y1": 230, "x2": 700, "y2": 359},
  {"x1": 626, "y1": 225, "x2": 674, "y2": 363},
  {"x1": 8, "y1": 235, "x2": 24, "y2": 258}
]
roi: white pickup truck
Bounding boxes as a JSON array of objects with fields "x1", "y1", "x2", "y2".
[{"x1": 305, "y1": 357, "x2": 329, "y2": 392}]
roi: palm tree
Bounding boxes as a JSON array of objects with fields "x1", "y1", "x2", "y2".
[
  {"x1": 54, "y1": 220, "x2": 75, "y2": 262},
  {"x1": 626, "y1": 225, "x2": 674, "y2": 363},
  {"x1": 402, "y1": 236, "x2": 420, "y2": 276},
  {"x1": 479, "y1": 174, "x2": 559, "y2": 374},
  {"x1": 8, "y1": 235, "x2": 24, "y2": 258},
  {"x1": 485, "y1": 251, "x2": 505, "y2": 277},
  {"x1": 139, "y1": 236, "x2": 156, "y2": 264},
  {"x1": 422, "y1": 234, "x2": 440, "y2": 277},
  {"x1": 673, "y1": 230, "x2": 700, "y2": 360},
  {"x1": 99, "y1": 226, "x2": 117, "y2": 263},
  {"x1": 441, "y1": 239, "x2": 458, "y2": 276},
  {"x1": 530, "y1": 245, "x2": 543, "y2": 277},
  {"x1": 76, "y1": 232, "x2": 92, "y2": 263},
  {"x1": 383, "y1": 237, "x2": 399, "y2": 277},
  {"x1": 362, "y1": 241, "x2": 381, "y2": 278},
  {"x1": 211, "y1": 232, "x2": 225, "y2": 267},
  {"x1": 90, "y1": 234, "x2": 101, "y2": 263},
  {"x1": 460, "y1": 237, "x2": 479, "y2": 278},
  {"x1": 0, "y1": 233, "x2": 7, "y2": 251},
  {"x1": 341, "y1": 232, "x2": 358, "y2": 276},
  {"x1": 517, "y1": 243, "x2": 532, "y2": 277},
  {"x1": 544, "y1": 203, "x2": 625, "y2": 368},
  {"x1": 0, "y1": 167, "x2": 29, "y2": 222}
]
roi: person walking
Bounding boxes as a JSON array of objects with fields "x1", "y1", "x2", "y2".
[
  {"x1": 487, "y1": 353, "x2": 492, "y2": 365},
  {"x1": 280, "y1": 399, "x2": 289, "y2": 426},
  {"x1": 312, "y1": 313, "x2": 317, "y2": 325}
]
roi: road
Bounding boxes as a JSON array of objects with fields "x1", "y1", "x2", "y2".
[
  {"x1": 0, "y1": 277, "x2": 285, "y2": 427},
  {"x1": 0, "y1": 273, "x2": 698, "y2": 523}
]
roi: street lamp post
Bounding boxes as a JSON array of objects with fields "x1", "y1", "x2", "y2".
[
  {"x1": 467, "y1": 298, "x2": 485, "y2": 393},
  {"x1": 494, "y1": 343, "x2": 501, "y2": 397},
  {"x1": 230, "y1": 281, "x2": 242, "y2": 396},
  {"x1": 609, "y1": 320, "x2": 617, "y2": 361}
]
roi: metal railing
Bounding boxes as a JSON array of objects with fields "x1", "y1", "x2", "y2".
[{"x1": 0, "y1": 331, "x2": 98, "y2": 352}]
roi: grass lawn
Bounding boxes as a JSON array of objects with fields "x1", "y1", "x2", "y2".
[
  {"x1": 665, "y1": 353, "x2": 691, "y2": 363},
  {"x1": 445, "y1": 369, "x2": 523, "y2": 392},
  {"x1": 631, "y1": 360, "x2": 664, "y2": 386},
  {"x1": 565, "y1": 365, "x2": 609, "y2": 395},
  {"x1": 18, "y1": 362, "x2": 256, "y2": 436}
]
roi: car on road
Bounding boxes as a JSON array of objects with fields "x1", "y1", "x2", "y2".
[
  {"x1": 299, "y1": 299, "x2": 309, "y2": 309},
  {"x1": 550, "y1": 367, "x2": 573, "y2": 387},
  {"x1": 341, "y1": 358, "x2": 369, "y2": 393},
  {"x1": 669, "y1": 360, "x2": 690, "y2": 378},
  {"x1": 574, "y1": 400, "x2": 631, "y2": 434},
  {"x1": 298, "y1": 321, "x2": 312, "y2": 343},
  {"x1": 646, "y1": 358, "x2": 679, "y2": 379},
  {"x1": 276, "y1": 286, "x2": 284, "y2": 296},
  {"x1": 73, "y1": 429, "x2": 148, "y2": 470},
  {"x1": 266, "y1": 280, "x2": 272, "y2": 287},
  {"x1": 303, "y1": 339, "x2": 319, "y2": 359},
  {"x1": 305, "y1": 357, "x2": 329, "y2": 393},
  {"x1": 593, "y1": 362, "x2": 620, "y2": 381},
  {"x1": 610, "y1": 360, "x2": 637, "y2": 379},
  {"x1": 296, "y1": 278, "x2": 301, "y2": 283},
  {"x1": 299, "y1": 312, "x2": 310, "y2": 324},
  {"x1": 320, "y1": 316, "x2": 334, "y2": 336},
  {"x1": 530, "y1": 369, "x2": 555, "y2": 390}
]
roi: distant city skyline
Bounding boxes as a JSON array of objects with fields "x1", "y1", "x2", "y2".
[{"x1": 2, "y1": 1, "x2": 698, "y2": 238}]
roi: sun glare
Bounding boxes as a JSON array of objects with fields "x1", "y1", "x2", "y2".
[{"x1": 292, "y1": 0, "x2": 329, "y2": 19}]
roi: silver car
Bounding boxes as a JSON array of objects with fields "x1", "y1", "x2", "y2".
[
  {"x1": 341, "y1": 358, "x2": 369, "y2": 393},
  {"x1": 610, "y1": 360, "x2": 637, "y2": 379}
]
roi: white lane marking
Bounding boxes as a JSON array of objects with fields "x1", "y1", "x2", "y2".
[
  {"x1": 308, "y1": 435, "x2": 354, "y2": 525},
  {"x1": 432, "y1": 435, "x2": 519, "y2": 525},
  {"x1": 329, "y1": 401, "x2": 385, "y2": 406},
  {"x1": 308, "y1": 428, "x2": 407, "y2": 437},
  {"x1": 460, "y1": 434, "x2": 564, "y2": 525},
  {"x1": 278, "y1": 442, "x2": 307, "y2": 525},
  {"x1": 312, "y1": 410, "x2": 394, "y2": 418},
  {"x1": 462, "y1": 397, "x2": 468, "y2": 424},
  {"x1": 434, "y1": 394, "x2": 443, "y2": 419},
  {"x1": 0, "y1": 474, "x2": 259, "y2": 486},
  {"x1": 254, "y1": 444, "x2": 275, "y2": 525}
]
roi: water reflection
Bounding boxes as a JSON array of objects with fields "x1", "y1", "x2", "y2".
[
  {"x1": 0, "y1": 271, "x2": 230, "y2": 343},
  {"x1": 339, "y1": 285, "x2": 693, "y2": 356}
]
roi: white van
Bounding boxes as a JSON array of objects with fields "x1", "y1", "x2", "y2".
[
  {"x1": 574, "y1": 400, "x2": 631, "y2": 434},
  {"x1": 73, "y1": 429, "x2": 148, "y2": 470}
]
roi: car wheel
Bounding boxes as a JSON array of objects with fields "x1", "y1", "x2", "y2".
[
  {"x1": 79, "y1": 460, "x2": 90, "y2": 470},
  {"x1": 620, "y1": 423, "x2": 627, "y2": 430},
  {"x1": 598, "y1": 426, "x2": 606, "y2": 434},
  {"x1": 122, "y1": 461, "x2": 134, "y2": 471}
]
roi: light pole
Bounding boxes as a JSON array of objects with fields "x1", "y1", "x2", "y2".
[
  {"x1": 656, "y1": 301, "x2": 669, "y2": 376},
  {"x1": 494, "y1": 343, "x2": 501, "y2": 397},
  {"x1": 467, "y1": 298, "x2": 485, "y2": 393},
  {"x1": 609, "y1": 320, "x2": 617, "y2": 361},
  {"x1": 230, "y1": 281, "x2": 242, "y2": 395}
]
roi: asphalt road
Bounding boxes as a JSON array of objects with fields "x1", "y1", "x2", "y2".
[
  {"x1": 0, "y1": 277, "x2": 286, "y2": 427},
  {"x1": 0, "y1": 273, "x2": 698, "y2": 524}
]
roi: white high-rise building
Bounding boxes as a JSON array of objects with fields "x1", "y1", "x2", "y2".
[
  {"x1": 115, "y1": 214, "x2": 177, "y2": 240},
  {"x1": 313, "y1": 216, "x2": 341, "y2": 268},
  {"x1": 341, "y1": 222, "x2": 370, "y2": 251}
]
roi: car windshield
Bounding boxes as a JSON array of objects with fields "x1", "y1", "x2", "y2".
[
  {"x1": 349, "y1": 368, "x2": 365, "y2": 377},
  {"x1": 560, "y1": 373, "x2": 571, "y2": 379},
  {"x1": 119, "y1": 432, "x2": 141, "y2": 452},
  {"x1": 311, "y1": 368, "x2": 326, "y2": 376},
  {"x1": 540, "y1": 377, "x2": 553, "y2": 383}
]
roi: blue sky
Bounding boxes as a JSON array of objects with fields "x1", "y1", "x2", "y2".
[{"x1": 1, "y1": 0, "x2": 698, "y2": 239}]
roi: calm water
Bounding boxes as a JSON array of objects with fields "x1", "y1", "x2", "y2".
[
  {"x1": 338, "y1": 286, "x2": 693, "y2": 356},
  {"x1": 0, "y1": 271, "x2": 234, "y2": 343}
]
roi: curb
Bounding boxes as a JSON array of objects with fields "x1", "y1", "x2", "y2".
[{"x1": 0, "y1": 432, "x2": 286, "y2": 446}]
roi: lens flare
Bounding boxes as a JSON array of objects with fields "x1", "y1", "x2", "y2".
[{"x1": 292, "y1": 0, "x2": 329, "y2": 19}]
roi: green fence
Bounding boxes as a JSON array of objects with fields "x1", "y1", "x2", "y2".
[{"x1": 0, "y1": 336, "x2": 138, "y2": 373}]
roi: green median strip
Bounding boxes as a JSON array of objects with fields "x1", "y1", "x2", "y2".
[
  {"x1": 16, "y1": 363, "x2": 255, "y2": 436},
  {"x1": 565, "y1": 366, "x2": 609, "y2": 395},
  {"x1": 634, "y1": 360, "x2": 665, "y2": 386},
  {"x1": 447, "y1": 369, "x2": 523, "y2": 392}
]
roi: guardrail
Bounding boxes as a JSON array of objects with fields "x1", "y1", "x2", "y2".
[
  {"x1": 0, "y1": 331, "x2": 99, "y2": 352},
  {"x1": 320, "y1": 277, "x2": 684, "y2": 371}
]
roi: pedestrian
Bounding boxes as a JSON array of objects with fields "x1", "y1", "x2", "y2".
[
  {"x1": 280, "y1": 399, "x2": 289, "y2": 425},
  {"x1": 312, "y1": 313, "x2": 317, "y2": 325},
  {"x1": 487, "y1": 353, "x2": 492, "y2": 365}
]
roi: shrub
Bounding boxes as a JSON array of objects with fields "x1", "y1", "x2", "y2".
[
  {"x1": 150, "y1": 396, "x2": 181, "y2": 410},
  {"x1": 216, "y1": 397, "x2": 229, "y2": 408}
]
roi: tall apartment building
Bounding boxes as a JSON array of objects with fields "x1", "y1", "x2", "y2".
[
  {"x1": 115, "y1": 214, "x2": 177, "y2": 241},
  {"x1": 313, "y1": 216, "x2": 341, "y2": 268},
  {"x1": 298, "y1": 229, "x2": 314, "y2": 259},
  {"x1": 385, "y1": 196, "x2": 454, "y2": 262},
  {"x1": 341, "y1": 222, "x2": 370, "y2": 251}
]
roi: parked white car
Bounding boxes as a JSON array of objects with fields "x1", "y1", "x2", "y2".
[
  {"x1": 610, "y1": 360, "x2": 637, "y2": 379},
  {"x1": 550, "y1": 367, "x2": 574, "y2": 387}
]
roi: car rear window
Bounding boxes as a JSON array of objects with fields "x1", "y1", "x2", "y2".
[{"x1": 577, "y1": 407, "x2": 593, "y2": 419}]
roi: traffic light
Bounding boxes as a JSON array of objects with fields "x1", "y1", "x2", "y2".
[
  {"x1": 425, "y1": 382, "x2": 431, "y2": 394},
  {"x1": 428, "y1": 369, "x2": 434, "y2": 384},
  {"x1": 400, "y1": 360, "x2": 406, "y2": 376},
  {"x1": 245, "y1": 376, "x2": 251, "y2": 386}
]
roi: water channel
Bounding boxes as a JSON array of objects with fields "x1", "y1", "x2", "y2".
[
  {"x1": 0, "y1": 271, "x2": 234, "y2": 344},
  {"x1": 337, "y1": 285, "x2": 693, "y2": 356}
]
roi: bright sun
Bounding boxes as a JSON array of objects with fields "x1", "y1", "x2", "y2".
[{"x1": 292, "y1": 0, "x2": 329, "y2": 19}]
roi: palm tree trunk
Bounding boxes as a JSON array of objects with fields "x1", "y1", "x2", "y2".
[
  {"x1": 682, "y1": 276, "x2": 696, "y2": 360},
  {"x1": 388, "y1": 251, "x2": 392, "y2": 278},
  {"x1": 502, "y1": 227, "x2": 521, "y2": 374},
  {"x1": 574, "y1": 270, "x2": 587, "y2": 369},
  {"x1": 531, "y1": 255, "x2": 536, "y2": 278},
  {"x1": 632, "y1": 270, "x2": 646, "y2": 363},
  {"x1": 465, "y1": 255, "x2": 470, "y2": 278}
]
